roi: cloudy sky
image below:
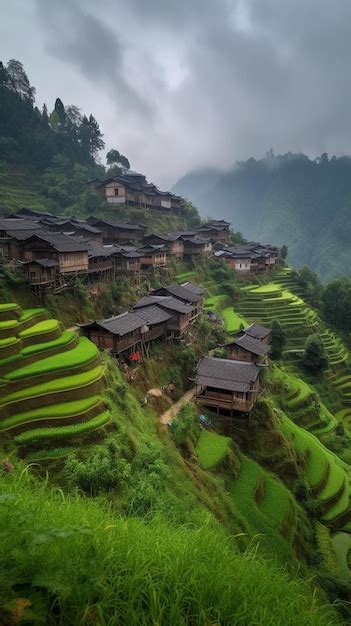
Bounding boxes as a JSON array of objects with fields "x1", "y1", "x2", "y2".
[{"x1": 2, "y1": 0, "x2": 351, "y2": 186}]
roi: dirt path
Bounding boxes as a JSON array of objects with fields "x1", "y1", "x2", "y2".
[{"x1": 160, "y1": 387, "x2": 197, "y2": 425}]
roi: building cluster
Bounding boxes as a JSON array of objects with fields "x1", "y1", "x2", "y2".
[
  {"x1": 214, "y1": 242, "x2": 279, "y2": 273},
  {"x1": 81, "y1": 281, "x2": 205, "y2": 358},
  {"x1": 194, "y1": 323, "x2": 271, "y2": 417},
  {"x1": 0, "y1": 208, "x2": 232, "y2": 295},
  {"x1": 88, "y1": 169, "x2": 184, "y2": 213}
]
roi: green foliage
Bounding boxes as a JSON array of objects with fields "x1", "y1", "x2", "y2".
[
  {"x1": 321, "y1": 277, "x2": 351, "y2": 335},
  {"x1": 303, "y1": 335, "x2": 329, "y2": 372},
  {"x1": 64, "y1": 436, "x2": 131, "y2": 496},
  {"x1": 270, "y1": 320, "x2": 286, "y2": 359},
  {"x1": 18, "y1": 319, "x2": 58, "y2": 338},
  {"x1": 169, "y1": 403, "x2": 200, "y2": 445},
  {"x1": 173, "y1": 152, "x2": 351, "y2": 280},
  {"x1": 0, "y1": 468, "x2": 340, "y2": 626},
  {"x1": 196, "y1": 431, "x2": 232, "y2": 469}
]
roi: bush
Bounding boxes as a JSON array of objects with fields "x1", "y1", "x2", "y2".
[
  {"x1": 303, "y1": 335, "x2": 329, "y2": 372},
  {"x1": 270, "y1": 321, "x2": 286, "y2": 360},
  {"x1": 64, "y1": 436, "x2": 131, "y2": 495},
  {"x1": 169, "y1": 403, "x2": 200, "y2": 445}
]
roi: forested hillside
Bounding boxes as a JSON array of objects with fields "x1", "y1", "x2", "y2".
[
  {"x1": 173, "y1": 152, "x2": 351, "y2": 280},
  {"x1": 0, "y1": 59, "x2": 199, "y2": 231}
]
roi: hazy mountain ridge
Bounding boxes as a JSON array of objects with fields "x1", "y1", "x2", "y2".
[{"x1": 173, "y1": 153, "x2": 351, "y2": 280}]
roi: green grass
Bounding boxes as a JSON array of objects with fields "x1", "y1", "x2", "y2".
[
  {"x1": 195, "y1": 431, "x2": 232, "y2": 469},
  {"x1": 18, "y1": 319, "x2": 59, "y2": 337},
  {"x1": 1, "y1": 396, "x2": 102, "y2": 430},
  {"x1": 0, "y1": 302, "x2": 19, "y2": 312},
  {"x1": 1, "y1": 364, "x2": 105, "y2": 404},
  {"x1": 20, "y1": 330, "x2": 77, "y2": 356},
  {"x1": 175, "y1": 271, "x2": 198, "y2": 281},
  {"x1": 0, "y1": 468, "x2": 340, "y2": 626},
  {"x1": 260, "y1": 478, "x2": 291, "y2": 527},
  {"x1": 232, "y1": 458, "x2": 261, "y2": 499},
  {"x1": 5, "y1": 337, "x2": 98, "y2": 381},
  {"x1": 26, "y1": 447, "x2": 76, "y2": 462},
  {"x1": 222, "y1": 307, "x2": 246, "y2": 333},
  {"x1": 14, "y1": 410, "x2": 110, "y2": 444}
]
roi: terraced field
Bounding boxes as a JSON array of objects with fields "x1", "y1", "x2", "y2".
[
  {"x1": 231, "y1": 457, "x2": 297, "y2": 550},
  {"x1": 0, "y1": 303, "x2": 110, "y2": 456},
  {"x1": 282, "y1": 416, "x2": 351, "y2": 531}
]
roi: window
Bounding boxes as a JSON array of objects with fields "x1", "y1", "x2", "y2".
[{"x1": 114, "y1": 188, "x2": 119, "y2": 196}]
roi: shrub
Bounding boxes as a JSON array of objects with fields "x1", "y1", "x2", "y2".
[
  {"x1": 169, "y1": 403, "x2": 200, "y2": 445},
  {"x1": 303, "y1": 335, "x2": 329, "y2": 372},
  {"x1": 270, "y1": 321, "x2": 286, "y2": 360}
]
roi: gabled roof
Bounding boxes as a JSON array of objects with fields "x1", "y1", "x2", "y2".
[
  {"x1": 86, "y1": 217, "x2": 144, "y2": 231},
  {"x1": 138, "y1": 244, "x2": 168, "y2": 252},
  {"x1": 95, "y1": 311, "x2": 147, "y2": 336},
  {"x1": 137, "y1": 305, "x2": 172, "y2": 325},
  {"x1": 227, "y1": 334, "x2": 270, "y2": 356},
  {"x1": 154, "y1": 284, "x2": 203, "y2": 303},
  {"x1": 23, "y1": 258, "x2": 59, "y2": 268},
  {"x1": 180, "y1": 282, "x2": 205, "y2": 296},
  {"x1": 245, "y1": 323, "x2": 271, "y2": 340},
  {"x1": 134, "y1": 295, "x2": 194, "y2": 314},
  {"x1": 15, "y1": 208, "x2": 54, "y2": 218},
  {"x1": 0, "y1": 219, "x2": 42, "y2": 232},
  {"x1": 194, "y1": 356, "x2": 259, "y2": 392},
  {"x1": 20, "y1": 231, "x2": 89, "y2": 253}
]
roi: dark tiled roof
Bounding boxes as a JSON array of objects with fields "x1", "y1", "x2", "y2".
[
  {"x1": 86, "y1": 217, "x2": 144, "y2": 230},
  {"x1": 21, "y1": 231, "x2": 89, "y2": 253},
  {"x1": 245, "y1": 323, "x2": 271, "y2": 340},
  {"x1": 180, "y1": 282, "x2": 205, "y2": 296},
  {"x1": 5, "y1": 229, "x2": 40, "y2": 240},
  {"x1": 228, "y1": 334, "x2": 270, "y2": 356},
  {"x1": 155, "y1": 284, "x2": 203, "y2": 303},
  {"x1": 134, "y1": 295, "x2": 194, "y2": 314},
  {"x1": 0, "y1": 219, "x2": 41, "y2": 232},
  {"x1": 87, "y1": 243, "x2": 120, "y2": 258},
  {"x1": 137, "y1": 305, "x2": 172, "y2": 325},
  {"x1": 195, "y1": 356, "x2": 259, "y2": 392},
  {"x1": 16, "y1": 208, "x2": 54, "y2": 218},
  {"x1": 23, "y1": 258, "x2": 58, "y2": 268},
  {"x1": 97, "y1": 311, "x2": 147, "y2": 336}
]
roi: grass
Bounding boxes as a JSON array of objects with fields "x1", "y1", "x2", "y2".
[
  {"x1": 5, "y1": 337, "x2": 98, "y2": 381},
  {"x1": 26, "y1": 447, "x2": 76, "y2": 462},
  {"x1": 0, "y1": 468, "x2": 340, "y2": 626},
  {"x1": 14, "y1": 410, "x2": 110, "y2": 444},
  {"x1": 195, "y1": 430, "x2": 232, "y2": 469},
  {"x1": 1, "y1": 396, "x2": 102, "y2": 430},
  {"x1": 221, "y1": 307, "x2": 246, "y2": 333},
  {"x1": 175, "y1": 271, "x2": 198, "y2": 282},
  {"x1": 18, "y1": 319, "x2": 59, "y2": 337},
  {"x1": 0, "y1": 319, "x2": 18, "y2": 329},
  {"x1": 260, "y1": 477, "x2": 291, "y2": 528}
]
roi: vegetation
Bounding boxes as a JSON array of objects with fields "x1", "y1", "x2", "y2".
[
  {"x1": 173, "y1": 151, "x2": 351, "y2": 280},
  {"x1": 196, "y1": 430, "x2": 232, "y2": 469}
]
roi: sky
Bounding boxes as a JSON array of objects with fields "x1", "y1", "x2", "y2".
[{"x1": 2, "y1": 0, "x2": 351, "y2": 187}]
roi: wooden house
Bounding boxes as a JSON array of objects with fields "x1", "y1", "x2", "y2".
[
  {"x1": 142, "y1": 234, "x2": 184, "y2": 260},
  {"x1": 112, "y1": 250, "x2": 143, "y2": 275},
  {"x1": 86, "y1": 218, "x2": 145, "y2": 244},
  {"x1": 138, "y1": 244, "x2": 168, "y2": 268},
  {"x1": 244, "y1": 323, "x2": 271, "y2": 344},
  {"x1": 22, "y1": 259, "x2": 60, "y2": 290},
  {"x1": 181, "y1": 236, "x2": 212, "y2": 258},
  {"x1": 81, "y1": 306, "x2": 172, "y2": 356},
  {"x1": 134, "y1": 295, "x2": 194, "y2": 338},
  {"x1": 18, "y1": 232, "x2": 89, "y2": 274},
  {"x1": 0, "y1": 219, "x2": 41, "y2": 259},
  {"x1": 224, "y1": 333, "x2": 270, "y2": 364},
  {"x1": 152, "y1": 283, "x2": 204, "y2": 318},
  {"x1": 196, "y1": 220, "x2": 230, "y2": 243},
  {"x1": 194, "y1": 356, "x2": 260, "y2": 416}
]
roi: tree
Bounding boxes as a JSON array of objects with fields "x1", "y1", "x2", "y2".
[
  {"x1": 106, "y1": 149, "x2": 130, "y2": 169},
  {"x1": 270, "y1": 321, "x2": 286, "y2": 360},
  {"x1": 79, "y1": 114, "x2": 104, "y2": 159},
  {"x1": 6, "y1": 59, "x2": 35, "y2": 103},
  {"x1": 303, "y1": 335, "x2": 328, "y2": 372},
  {"x1": 321, "y1": 278, "x2": 351, "y2": 333},
  {"x1": 54, "y1": 97, "x2": 66, "y2": 125},
  {"x1": 280, "y1": 244, "x2": 288, "y2": 261}
]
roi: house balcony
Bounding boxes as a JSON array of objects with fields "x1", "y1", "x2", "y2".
[{"x1": 196, "y1": 389, "x2": 256, "y2": 413}]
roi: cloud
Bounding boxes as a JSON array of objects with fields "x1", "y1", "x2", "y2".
[{"x1": 6, "y1": 0, "x2": 351, "y2": 185}]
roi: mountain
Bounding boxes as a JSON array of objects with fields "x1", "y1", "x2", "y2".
[{"x1": 173, "y1": 152, "x2": 351, "y2": 280}]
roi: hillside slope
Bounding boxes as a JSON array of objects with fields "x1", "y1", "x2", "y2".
[{"x1": 173, "y1": 153, "x2": 351, "y2": 280}]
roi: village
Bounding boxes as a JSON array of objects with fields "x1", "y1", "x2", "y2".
[{"x1": 0, "y1": 170, "x2": 280, "y2": 424}]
